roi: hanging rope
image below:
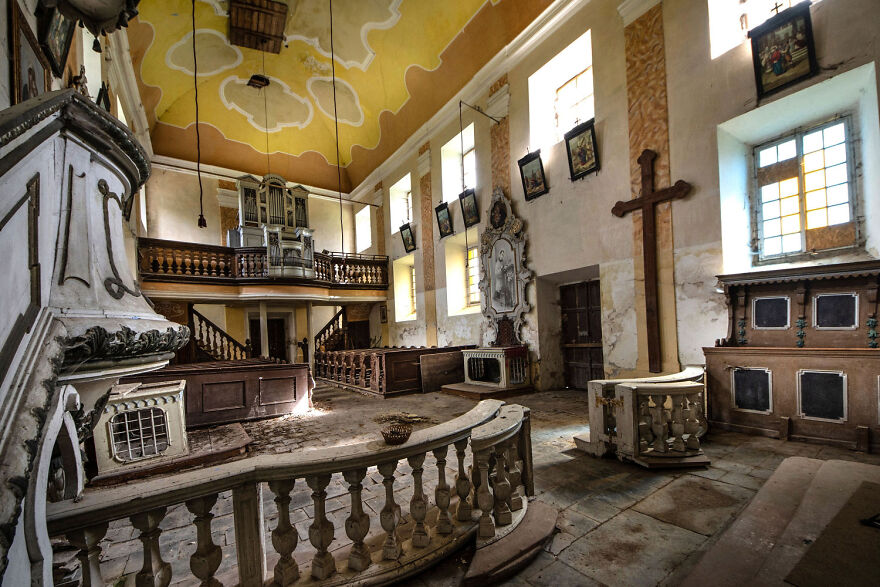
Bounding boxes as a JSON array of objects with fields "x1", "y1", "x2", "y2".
[
  {"x1": 262, "y1": 50, "x2": 270, "y2": 175},
  {"x1": 329, "y1": 0, "x2": 345, "y2": 253},
  {"x1": 459, "y1": 101, "x2": 469, "y2": 266},
  {"x1": 192, "y1": 0, "x2": 206, "y2": 228}
]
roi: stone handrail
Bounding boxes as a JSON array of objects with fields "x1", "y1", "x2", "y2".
[{"x1": 47, "y1": 399, "x2": 533, "y2": 586}]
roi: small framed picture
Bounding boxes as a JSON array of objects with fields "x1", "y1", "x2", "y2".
[
  {"x1": 435, "y1": 202, "x2": 454, "y2": 239},
  {"x1": 748, "y1": 2, "x2": 818, "y2": 100},
  {"x1": 11, "y1": 1, "x2": 51, "y2": 105},
  {"x1": 38, "y1": 6, "x2": 76, "y2": 79},
  {"x1": 459, "y1": 189, "x2": 480, "y2": 228},
  {"x1": 400, "y1": 222, "x2": 417, "y2": 253},
  {"x1": 565, "y1": 119, "x2": 600, "y2": 181},
  {"x1": 518, "y1": 150, "x2": 549, "y2": 201},
  {"x1": 379, "y1": 304, "x2": 388, "y2": 324}
]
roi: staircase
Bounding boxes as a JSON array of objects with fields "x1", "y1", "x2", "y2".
[
  {"x1": 315, "y1": 308, "x2": 349, "y2": 352},
  {"x1": 177, "y1": 306, "x2": 250, "y2": 363}
]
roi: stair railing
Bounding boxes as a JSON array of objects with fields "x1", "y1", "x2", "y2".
[
  {"x1": 189, "y1": 307, "x2": 249, "y2": 361},
  {"x1": 315, "y1": 307, "x2": 347, "y2": 354}
]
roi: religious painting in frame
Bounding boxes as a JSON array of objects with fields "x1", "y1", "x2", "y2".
[
  {"x1": 38, "y1": 5, "x2": 76, "y2": 78},
  {"x1": 435, "y1": 202, "x2": 454, "y2": 239},
  {"x1": 379, "y1": 304, "x2": 387, "y2": 324},
  {"x1": 518, "y1": 150, "x2": 549, "y2": 201},
  {"x1": 459, "y1": 189, "x2": 480, "y2": 228},
  {"x1": 748, "y1": 2, "x2": 818, "y2": 100},
  {"x1": 564, "y1": 119, "x2": 600, "y2": 181},
  {"x1": 400, "y1": 222, "x2": 417, "y2": 253},
  {"x1": 11, "y1": 0, "x2": 51, "y2": 105}
]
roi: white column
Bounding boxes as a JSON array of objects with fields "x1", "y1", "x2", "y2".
[
  {"x1": 306, "y1": 301, "x2": 314, "y2": 369},
  {"x1": 288, "y1": 307, "x2": 298, "y2": 362},
  {"x1": 259, "y1": 302, "x2": 269, "y2": 358}
]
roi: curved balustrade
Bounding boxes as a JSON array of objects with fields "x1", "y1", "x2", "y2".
[
  {"x1": 139, "y1": 238, "x2": 235, "y2": 278},
  {"x1": 47, "y1": 400, "x2": 533, "y2": 586}
]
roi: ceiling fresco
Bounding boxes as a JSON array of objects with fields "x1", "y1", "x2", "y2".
[{"x1": 130, "y1": 0, "x2": 552, "y2": 191}]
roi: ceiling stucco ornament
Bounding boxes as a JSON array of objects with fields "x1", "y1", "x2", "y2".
[
  {"x1": 307, "y1": 77, "x2": 364, "y2": 126},
  {"x1": 166, "y1": 29, "x2": 242, "y2": 76},
  {"x1": 53, "y1": 0, "x2": 142, "y2": 37},
  {"x1": 220, "y1": 76, "x2": 313, "y2": 132}
]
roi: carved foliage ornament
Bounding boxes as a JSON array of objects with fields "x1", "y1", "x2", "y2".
[
  {"x1": 479, "y1": 188, "x2": 533, "y2": 344},
  {"x1": 61, "y1": 324, "x2": 190, "y2": 367},
  {"x1": 53, "y1": 0, "x2": 141, "y2": 38}
]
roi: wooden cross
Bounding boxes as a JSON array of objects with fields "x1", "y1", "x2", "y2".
[
  {"x1": 771, "y1": 2, "x2": 785, "y2": 15},
  {"x1": 612, "y1": 149, "x2": 691, "y2": 373}
]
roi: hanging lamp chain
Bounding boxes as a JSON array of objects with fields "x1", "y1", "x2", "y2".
[
  {"x1": 193, "y1": 0, "x2": 206, "y2": 228},
  {"x1": 329, "y1": 0, "x2": 345, "y2": 253}
]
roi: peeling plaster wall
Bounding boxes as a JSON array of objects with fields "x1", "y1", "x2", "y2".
[
  {"x1": 673, "y1": 243, "x2": 726, "y2": 366},
  {"x1": 309, "y1": 197, "x2": 355, "y2": 254},
  {"x1": 146, "y1": 168, "x2": 223, "y2": 245},
  {"x1": 600, "y1": 259, "x2": 638, "y2": 377}
]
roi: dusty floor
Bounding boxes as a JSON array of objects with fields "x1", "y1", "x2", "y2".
[{"x1": 93, "y1": 385, "x2": 880, "y2": 586}]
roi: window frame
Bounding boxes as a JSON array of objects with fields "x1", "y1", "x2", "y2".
[
  {"x1": 750, "y1": 113, "x2": 862, "y2": 265},
  {"x1": 409, "y1": 266, "x2": 417, "y2": 317},
  {"x1": 466, "y1": 245, "x2": 480, "y2": 307},
  {"x1": 553, "y1": 65, "x2": 594, "y2": 136}
]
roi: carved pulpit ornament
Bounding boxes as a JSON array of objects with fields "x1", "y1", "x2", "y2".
[
  {"x1": 479, "y1": 188, "x2": 533, "y2": 345},
  {"x1": 612, "y1": 149, "x2": 692, "y2": 373}
]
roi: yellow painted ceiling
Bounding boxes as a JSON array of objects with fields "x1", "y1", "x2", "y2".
[{"x1": 130, "y1": 0, "x2": 551, "y2": 190}]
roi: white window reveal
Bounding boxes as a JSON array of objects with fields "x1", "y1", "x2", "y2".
[
  {"x1": 393, "y1": 255, "x2": 417, "y2": 322},
  {"x1": 355, "y1": 206, "x2": 372, "y2": 253},
  {"x1": 528, "y1": 29, "x2": 593, "y2": 150},
  {"x1": 441, "y1": 123, "x2": 476, "y2": 203},
  {"x1": 709, "y1": 0, "x2": 823, "y2": 60},
  {"x1": 389, "y1": 174, "x2": 413, "y2": 231},
  {"x1": 467, "y1": 246, "x2": 480, "y2": 306}
]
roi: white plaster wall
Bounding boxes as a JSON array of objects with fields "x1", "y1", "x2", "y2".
[
  {"x1": 146, "y1": 168, "x2": 223, "y2": 245},
  {"x1": 194, "y1": 303, "x2": 227, "y2": 331},
  {"x1": 600, "y1": 259, "x2": 638, "y2": 377},
  {"x1": 309, "y1": 197, "x2": 355, "y2": 254},
  {"x1": 673, "y1": 242, "x2": 726, "y2": 365}
]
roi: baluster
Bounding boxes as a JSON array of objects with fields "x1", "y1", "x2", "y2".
[
  {"x1": 185, "y1": 494, "x2": 222, "y2": 587},
  {"x1": 650, "y1": 394, "x2": 668, "y2": 453},
  {"x1": 343, "y1": 468, "x2": 371, "y2": 572},
  {"x1": 685, "y1": 393, "x2": 702, "y2": 451},
  {"x1": 268, "y1": 479, "x2": 299, "y2": 586},
  {"x1": 218, "y1": 253, "x2": 227, "y2": 277},
  {"x1": 507, "y1": 439, "x2": 524, "y2": 511},
  {"x1": 453, "y1": 438, "x2": 472, "y2": 521},
  {"x1": 638, "y1": 394, "x2": 653, "y2": 453},
  {"x1": 130, "y1": 507, "x2": 171, "y2": 587},
  {"x1": 378, "y1": 460, "x2": 402, "y2": 560},
  {"x1": 173, "y1": 248, "x2": 183, "y2": 274},
  {"x1": 473, "y1": 449, "x2": 495, "y2": 538},
  {"x1": 306, "y1": 474, "x2": 336, "y2": 579},
  {"x1": 433, "y1": 445, "x2": 453, "y2": 535},
  {"x1": 232, "y1": 482, "x2": 266, "y2": 586},
  {"x1": 492, "y1": 444, "x2": 512, "y2": 526},
  {"x1": 66, "y1": 522, "x2": 109, "y2": 587},
  {"x1": 671, "y1": 394, "x2": 686, "y2": 452},
  {"x1": 210, "y1": 252, "x2": 218, "y2": 276},
  {"x1": 408, "y1": 453, "x2": 430, "y2": 548}
]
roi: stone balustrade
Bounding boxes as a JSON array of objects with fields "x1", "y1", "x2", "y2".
[
  {"x1": 577, "y1": 367, "x2": 709, "y2": 468},
  {"x1": 47, "y1": 400, "x2": 533, "y2": 586}
]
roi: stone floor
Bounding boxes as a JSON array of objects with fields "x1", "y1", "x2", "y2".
[{"x1": 93, "y1": 385, "x2": 880, "y2": 586}]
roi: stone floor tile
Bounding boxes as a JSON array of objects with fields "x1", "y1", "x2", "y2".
[
  {"x1": 632, "y1": 475, "x2": 755, "y2": 536},
  {"x1": 557, "y1": 510, "x2": 706, "y2": 587},
  {"x1": 686, "y1": 466, "x2": 727, "y2": 481},
  {"x1": 569, "y1": 496, "x2": 621, "y2": 524},
  {"x1": 523, "y1": 558, "x2": 603, "y2": 587},
  {"x1": 718, "y1": 470, "x2": 765, "y2": 491},
  {"x1": 710, "y1": 459, "x2": 753, "y2": 475}
]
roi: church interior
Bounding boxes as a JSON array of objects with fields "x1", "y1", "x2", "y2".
[{"x1": 1, "y1": 0, "x2": 879, "y2": 584}]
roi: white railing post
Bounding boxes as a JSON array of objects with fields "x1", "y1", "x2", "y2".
[
  {"x1": 306, "y1": 474, "x2": 336, "y2": 580},
  {"x1": 131, "y1": 507, "x2": 172, "y2": 587},
  {"x1": 378, "y1": 460, "x2": 402, "y2": 560},
  {"x1": 343, "y1": 468, "x2": 371, "y2": 572},
  {"x1": 686, "y1": 392, "x2": 702, "y2": 450},
  {"x1": 267, "y1": 479, "x2": 300, "y2": 586},
  {"x1": 408, "y1": 452, "x2": 430, "y2": 548},
  {"x1": 66, "y1": 522, "x2": 108, "y2": 587},
  {"x1": 453, "y1": 438, "x2": 473, "y2": 522},
  {"x1": 433, "y1": 445, "x2": 453, "y2": 535},
  {"x1": 232, "y1": 482, "x2": 267, "y2": 586},
  {"x1": 474, "y1": 449, "x2": 495, "y2": 538},
  {"x1": 185, "y1": 494, "x2": 222, "y2": 587},
  {"x1": 507, "y1": 439, "x2": 524, "y2": 511},
  {"x1": 492, "y1": 444, "x2": 512, "y2": 526}
]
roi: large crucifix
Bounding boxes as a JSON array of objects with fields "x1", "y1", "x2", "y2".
[{"x1": 612, "y1": 149, "x2": 691, "y2": 373}]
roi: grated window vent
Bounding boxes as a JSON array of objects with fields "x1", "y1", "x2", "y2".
[{"x1": 110, "y1": 408, "x2": 169, "y2": 463}]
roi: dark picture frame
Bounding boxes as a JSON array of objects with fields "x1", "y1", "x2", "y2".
[
  {"x1": 748, "y1": 2, "x2": 818, "y2": 100},
  {"x1": 379, "y1": 304, "x2": 388, "y2": 324},
  {"x1": 458, "y1": 189, "x2": 480, "y2": 228},
  {"x1": 400, "y1": 222, "x2": 417, "y2": 253},
  {"x1": 435, "y1": 202, "x2": 454, "y2": 239},
  {"x1": 564, "y1": 119, "x2": 600, "y2": 181},
  {"x1": 518, "y1": 150, "x2": 549, "y2": 201},
  {"x1": 96, "y1": 82, "x2": 112, "y2": 112},
  {"x1": 11, "y1": 0, "x2": 51, "y2": 105},
  {"x1": 38, "y1": 5, "x2": 76, "y2": 78}
]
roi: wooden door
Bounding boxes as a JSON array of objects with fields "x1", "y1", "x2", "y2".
[
  {"x1": 560, "y1": 281, "x2": 604, "y2": 389},
  {"x1": 249, "y1": 318, "x2": 288, "y2": 360}
]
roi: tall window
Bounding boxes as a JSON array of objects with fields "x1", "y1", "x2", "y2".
[
  {"x1": 441, "y1": 123, "x2": 476, "y2": 202},
  {"x1": 393, "y1": 255, "x2": 417, "y2": 321},
  {"x1": 754, "y1": 117, "x2": 856, "y2": 260},
  {"x1": 409, "y1": 266, "x2": 417, "y2": 316},
  {"x1": 709, "y1": 0, "x2": 824, "y2": 59},
  {"x1": 528, "y1": 30, "x2": 593, "y2": 150},
  {"x1": 466, "y1": 246, "x2": 480, "y2": 306},
  {"x1": 389, "y1": 174, "x2": 413, "y2": 231},
  {"x1": 355, "y1": 206, "x2": 371, "y2": 252}
]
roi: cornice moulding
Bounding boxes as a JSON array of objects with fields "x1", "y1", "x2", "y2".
[
  {"x1": 617, "y1": 0, "x2": 661, "y2": 27},
  {"x1": 217, "y1": 188, "x2": 238, "y2": 208}
]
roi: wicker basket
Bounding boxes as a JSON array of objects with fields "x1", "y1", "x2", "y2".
[{"x1": 381, "y1": 423, "x2": 413, "y2": 445}]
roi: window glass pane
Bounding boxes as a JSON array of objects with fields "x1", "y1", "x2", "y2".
[
  {"x1": 806, "y1": 208, "x2": 827, "y2": 229},
  {"x1": 828, "y1": 204, "x2": 850, "y2": 225},
  {"x1": 826, "y1": 183, "x2": 849, "y2": 206},
  {"x1": 764, "y1": 219, "x2": 782, "y2": 238},
  {"x1": 759, "y1": 146, "x2": 777, "y2": 167},
  {"x1": 824, "y1": 143, "x2": 846, "y2": 167},
  {"x1": 762, "y1": 201, "x2": 781, "y2": 220},
  {"x1": 779, "y1": 177, "x2": 798, "y2": 197},
  {"x1": 463, "y1": 150, "x2": 476, "y2": 189},
  {"x1": 761, "y1": 183, "x2": 779, "y2": 202},
  {"x1": 823, "y1": 123, "x2": 845, "y2": 147},
  {"x1": 780, "y1": 195, "x2": 799, "y2": 216},
  {"x1": 825, "y1": 163, "x2": 847, "y2": 186},
  {"x1": 764, "y1": 236, "x2": 782, "y2": 256},
  {"x1": 803, "y1": 150, "x2": 824, "y2": 173},
  {"x1": 804, "y1": 169, "x2": 825, "y2": 192},
  {"x1": 805, "y1": 189, "x2": 826, "y2": 211},
  {"x1": 782, "y1": 233, "x2": 802, "y2": 253},
  {"x1": 803, "y1": 130, "x2": 824, "y2": 154},
  {"x1": 781, "y1": 214, "x2": 800, "y2": 234},
  {"x1": 777, "y1": 140, "x2": 796, "y2": 162}
]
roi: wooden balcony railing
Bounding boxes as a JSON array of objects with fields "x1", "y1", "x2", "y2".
[
  {"x1": 47, "y1": 400, "x2": 534, "y2": 586},
  {"x1": 138, "y1": 238, "x2": 388, "y2": 288}
]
